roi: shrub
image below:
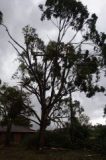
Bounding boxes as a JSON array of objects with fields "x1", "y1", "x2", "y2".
[
  {"x1": 21, "y1": 133, "x2": 39, "y2": 149},
  {"x1": 45, "y1": 130, "x2": 71, "y2": 148}
]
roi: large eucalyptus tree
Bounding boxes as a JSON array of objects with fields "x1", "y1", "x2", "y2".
[{"x1": 0, "y1": 0, "x2": 106, "y2": 148}]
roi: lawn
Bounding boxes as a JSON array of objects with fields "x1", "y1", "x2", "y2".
[{"x1": 0, "y1": 146, "x2": 105, "y2": 160}]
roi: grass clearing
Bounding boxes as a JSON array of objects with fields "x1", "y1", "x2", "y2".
[{"x1": 0, "y1": 146, "x2": 106, "y2": 160}]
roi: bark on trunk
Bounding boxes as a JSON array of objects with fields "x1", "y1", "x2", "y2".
[
  {"x1": 38, "y1": 112, "x2": 47, "y2": 150},
  {"x1": 38, "y1": 123, "x2": 46, "y2": 149},
  {"x1": 70, "y1": 93, "x2": 75, "y2": 145},
  {"x1": 70, "y1": 105, "x2": 75, "y2": 145},
  {"x1": 5, "y1": 121, "x2": 12, "y2": 146}
]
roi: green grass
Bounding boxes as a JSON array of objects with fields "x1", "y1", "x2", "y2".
[{"x1": 0, "y1": 146, "x2": 105, "y2": 160}]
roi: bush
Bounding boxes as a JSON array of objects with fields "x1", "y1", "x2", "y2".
[
  {"x1": 45, "y1": 130, "x2": 71, "y2": 148},
  {"x1": 69, "y1": 123, "x2": 91, "y2": 149},
  {"x1": 21, "y1": 130, "x2": 71, "y2": 149},
  {"x1": 87, "y1": 125, "x2": 106, "y2": 154},
  {"x1": 21, "y1": 133, "x2": 39, "y2": 149},
  {"x1": 95, "y1": 126, "x2": 106, "y2": 154}
]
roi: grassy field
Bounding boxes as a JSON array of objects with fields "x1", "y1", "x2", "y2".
[{"x1": 0, "y1": 146, "x2": 106, "y2": 160}]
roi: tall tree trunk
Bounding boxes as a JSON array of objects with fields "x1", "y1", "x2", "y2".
[
  {"x1": 39, "y1": 123, "x2": 46, "y2": 149},
  {"x1": 5, "y1": 121, "x2": 12, "y2": 146},
  {"x1": 38, "y1": 113, "x2": 47, "y2": 149},
  {"x1": 70, "y1": 103, "x2": 75, "y2": 145},
  {"x1": 70, "y1": 92, "x2": 75, "y2": 145}
]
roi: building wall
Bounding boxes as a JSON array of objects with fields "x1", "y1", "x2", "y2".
[
  {"x1": 0, "y1": 132, "x2": 22, "y2": 144},
  {"x1": 0, "y1": 132, "x2": 35, "y2": 144},
  {"x1": 14, "y1": 133, "x2": 22, "y2": 144},
  {"x1": 0, "y1": 133, "x2": 5, "y2": 144}
]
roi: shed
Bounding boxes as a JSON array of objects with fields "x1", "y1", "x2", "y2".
[{"x1": 0, "y1": 125, "x2": 35, "y2": 144}]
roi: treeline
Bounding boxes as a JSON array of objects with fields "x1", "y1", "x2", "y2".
[{"x1": 22, "y1": 124, "x2": 106, "y2": 154}]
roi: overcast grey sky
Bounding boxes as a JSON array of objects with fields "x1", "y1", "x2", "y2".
[{"x1": 0, "y1": 0, "x2": 106, "y2": 125}]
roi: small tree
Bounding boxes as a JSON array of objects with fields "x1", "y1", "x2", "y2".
[
  {"x1": 13, "y1": 115, "x2": 32, "y2": 127},
  {"x1": 0, "y1": 0, "x2": 106, "y2": 148},
  {"x1": 64, "y1": 96, "x2": 90, "y2": 145},
  {"x1": 0, "y1": 11, "x2": 3, "y2": 24},
  {"x1": 104, "y1": 105, "x2": 106, "y2": 116},
  {"x1": 0, "y1": 82, "x2": 33, "y2": 145}
]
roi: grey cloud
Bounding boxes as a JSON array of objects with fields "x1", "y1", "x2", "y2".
[
  {"x1": 73, "y1": 91, "x2": 106, "y2": 125},
  {"x1": 81, "y1": 0, "x2": 104, "y2": 14}
]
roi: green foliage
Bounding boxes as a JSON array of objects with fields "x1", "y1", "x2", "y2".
[
  {"x1": 22, "y1": 130, "x2": 71, "y2": 149},
  {"x1": 0, "y1": 82, "x2": 33, "y2": 126},
  {"x1": 23, "y1": 25, "x2": 45, "y2": 51},
  {"x1": 102, "y1": 44, "x2": 106, "y2": 65},
  {"x1": 70, "y1": 120, "x2": 90, "y2": 148},
  {"x1": 0, "y1": 82, "x2": 34, "y2": 145},
  {"x1": 14, "y1": 115, "x2": 32, "y2": 127},
  {"x1": 39, "y1": 0, "x2": 89, "y2": 31},
  {"x1": 22, "y1": 125, "x2": 106, "y2": 153},
  {"x1": 89, "y1": 125, "x2": 106, "y2": 154},
  {"x1": 40, "y1": 0, "x2": 106, "y2": 45}
]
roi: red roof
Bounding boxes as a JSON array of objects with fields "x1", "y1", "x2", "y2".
[{"x1": 0, "y1": 125, "x2": 35, "y2": 133}]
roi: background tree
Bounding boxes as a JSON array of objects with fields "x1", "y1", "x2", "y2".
[
  {"x1": 64, "y1": 96, "x2": 90, "y2": 145},
  {"x1": 13, "y1": 115, "x2": 32, "y2": 127},
  {"x1": 91, "y1": 124, "x2": 106, "y2": 154},
  {"x1": 104, "y1": 105, "x2": 106, "y2": 116},
  {"x1": 0, "y1": 0, "x2": 106, "y2": 148},
  {"x1": 0, "y1": 82, "x2": 34, "y2": 145},
  {"x1": 0, "y1": 11, "x2": 3, "y2": 24}
]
